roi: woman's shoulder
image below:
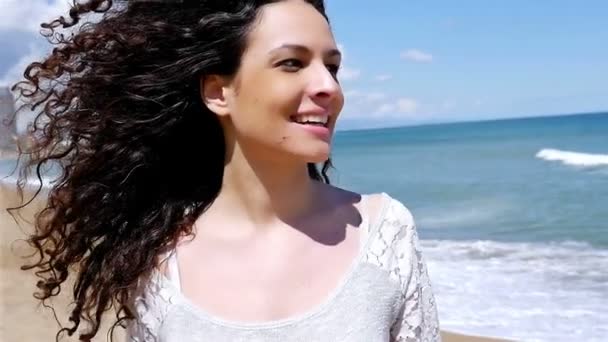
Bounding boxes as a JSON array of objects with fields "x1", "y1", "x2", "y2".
[
  {"x1": 334, "y1": 189, "x2": 414, "y2": 229},
  {"x1": 361, "y1": 192, "x2": 421, "y2": 282},
  {"x1": 378, "y1": 192, "x2": 415, "y2": 227},
  {"x1": 320, "y1": 183, "x2": 416, "y2": 233},
  {"x1": 363, "y1": 192, "x2": 416, "y2": 243}
]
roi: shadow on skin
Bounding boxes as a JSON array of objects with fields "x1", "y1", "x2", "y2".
[{"x1": 282, "y1": 187, "x2": 364, "y2": 246}]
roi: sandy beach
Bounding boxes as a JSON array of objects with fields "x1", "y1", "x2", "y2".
[{"x1": 0, "y1": 181, "x2": 512, "y2": 341}]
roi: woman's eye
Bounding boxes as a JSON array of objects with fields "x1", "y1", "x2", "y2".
[
  {"x1": 279, "y1": 59, "x2": 304, "y2": 71},
  {"x1": 326, "y1": 64, "x2": 340, "y2": 76}
]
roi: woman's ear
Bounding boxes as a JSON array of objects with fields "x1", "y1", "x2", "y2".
[{"x1": 200, "y1": 75, "x2": 231, "y2": 117}]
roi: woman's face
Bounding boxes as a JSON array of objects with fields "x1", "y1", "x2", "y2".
[{"x1": 221, "y1": 0, "x2": 344, "y2": 164}]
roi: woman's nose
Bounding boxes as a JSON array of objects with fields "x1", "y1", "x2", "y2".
[{"x1": 307, "y1": 62, "x2": 341, "y2": 102}]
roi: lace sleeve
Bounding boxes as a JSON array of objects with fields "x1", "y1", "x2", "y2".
[
  {"x1": 389, "y1": 201, "x2": 442, "y2": 342},
  {"x1": 127, "y1": 271, "x2": 174, "y2": 342}
]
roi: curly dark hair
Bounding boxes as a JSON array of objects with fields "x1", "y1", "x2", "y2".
[{"x1": 8, "y1": 0, "x2": 332, "y2": 340}]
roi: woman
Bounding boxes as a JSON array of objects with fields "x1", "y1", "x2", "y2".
[{"x1": 11, "y1": 0, "x2": 442, "y2": 341}]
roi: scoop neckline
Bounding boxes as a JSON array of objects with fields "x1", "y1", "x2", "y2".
[{"x1": 152, "y1": 192, "x2": 391, "y2": 330}]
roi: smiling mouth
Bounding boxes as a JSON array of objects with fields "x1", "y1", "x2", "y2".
[{"x1": 289, "y1": 116, "x2": 329, "y2": 127}]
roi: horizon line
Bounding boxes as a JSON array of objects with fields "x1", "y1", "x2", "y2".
[{"x1": 335, "y1": 110, "x2": 608, "y2": 133}]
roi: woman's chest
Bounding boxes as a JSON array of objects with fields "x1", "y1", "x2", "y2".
[
  {"x1": 157, "y1": 264, "x2": 401, "y2": 342},
  {"x1": 176, "y1": 227, "x2": 363, "y2": 323}
]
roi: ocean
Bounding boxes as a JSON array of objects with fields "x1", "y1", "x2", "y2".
[
  {"x1": 1, "y1": 112, "x2": 607, "y2": 341},
  {"x1": 331, "y1": 112, "x2": 608, "y2": 342}
]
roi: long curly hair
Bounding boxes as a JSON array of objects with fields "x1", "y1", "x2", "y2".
[{"x1": 8, "y1": 0, "x2": 332, "y2": 340}]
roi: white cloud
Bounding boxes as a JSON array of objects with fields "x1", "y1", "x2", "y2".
[
  {"x1": 341, "y1": 92, "x2": 427, "y2": 125},
  {"x1": 374, "y1": 74, "x2": 392, "y2": 81},
  {"x1": 400, "y1": 49, "x2": 434, "y2": 63},
  {"x1": 344, "y1": 90, "x2": 361, "y2": 98},
  {"x1": 396, "y1": 98, "x2": 419, "y2": 113},
  {"x1": 336, "y1": 43, "x2": 361, "y2": 81},
  {"x1": 0, "y1": 0, "x2": 72, "y2": 33},
  {"x1": 344, "y1": 90, "x2": 386, "y2": 104},
  {"x1": 344, "y1": 89, "x2": 420, "y2": 119},
  {"x1": 372, "y1": 97, "x2": 420, "y2": 117},
  {"x1": 375, "y1": 103, "x2": 395, "y2": 115},
  {"x1": 339, "y1": 66, "x2": 361, "y2": 81},
  {"x1": 0, "y1": 0, "x2": 108, "y2": 35},
  {"x1": 0, "y1": 44, "x2": 46, "y2": 87},
  {"x1": 366, "y1": 92, "x2": 387, "y2": 102},
  {"x1": 337, "y1": 44, "x2": 346, "y2": 59}
]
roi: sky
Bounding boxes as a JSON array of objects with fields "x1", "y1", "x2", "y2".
[{"x1": 1, "y1": 0, "x2": 607, "y2": 131}]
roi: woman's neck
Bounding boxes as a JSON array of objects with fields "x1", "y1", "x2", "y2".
[{"x1": 211, "y1": 142, "x2": 323, "y2": 232}]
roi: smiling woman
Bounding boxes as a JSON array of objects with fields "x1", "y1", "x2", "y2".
[{"x1": 8, "y1": 0, "x2": 441, "y2": 341}]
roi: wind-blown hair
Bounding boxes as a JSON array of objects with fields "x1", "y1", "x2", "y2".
[{"x1": 8, "y1": 0, "x2": 331, "y2": 340}]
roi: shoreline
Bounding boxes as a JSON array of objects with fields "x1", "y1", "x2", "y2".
[
  {"x1": 0, "y1": 181, "x2": 513, "y2": 342},
  {"x1": 442, "y1": 331, "x2": 513, "y2": 342}
]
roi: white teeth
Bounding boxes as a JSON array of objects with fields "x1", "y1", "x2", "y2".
[{"x1": 292, "y1": 115, "x2": 329, "y2": 125}]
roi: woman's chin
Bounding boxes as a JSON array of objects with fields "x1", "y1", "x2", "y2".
[
  {"x1": 282, "y1": 142, "x2": 332, "y2": 164},
  {"x1": 301, "y1": 149, "x2": 331, "y2": 164},
  {"x1": 307, "y1": 156, "x2": 330, "y2": 164}
]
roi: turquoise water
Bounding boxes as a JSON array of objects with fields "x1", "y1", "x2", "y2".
[
  {"x1": 332, "y1": 112, "x2": 608, "y2": 247},
  {"x1": 2, "y1": 112, "x2": 607, "y2": 341}
]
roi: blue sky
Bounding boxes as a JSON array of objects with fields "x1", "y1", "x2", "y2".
[
  {"x1": 1, "y1": 0, "x2": 607, "y2": 130},
  {"x1": 326, "y1": 0, "x2": 608, "y2": 129}
]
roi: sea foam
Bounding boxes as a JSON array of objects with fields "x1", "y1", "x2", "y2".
[
  {"x1": 536, "y1": 148, "x2": 608, "y2": 167},
  {"x1": 423, "y1": 239, "x2": 608, "y2": 342}
]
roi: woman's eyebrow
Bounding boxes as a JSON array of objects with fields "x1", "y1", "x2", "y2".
[{"x1": 268, "y1": 44, "x2": 342, "y2": 59}]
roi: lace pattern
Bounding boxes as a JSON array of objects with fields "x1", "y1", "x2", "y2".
[
  {"x1": 365, "y1": 197, "x2": 442, "y2": 342},
  {"x1": 128, "y1": 271, "x2": 174, "y2": 342}
]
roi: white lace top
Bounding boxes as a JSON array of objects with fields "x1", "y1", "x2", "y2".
[{"x1": 127, "y1": 193, "x2": 442, "y2": 341}]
